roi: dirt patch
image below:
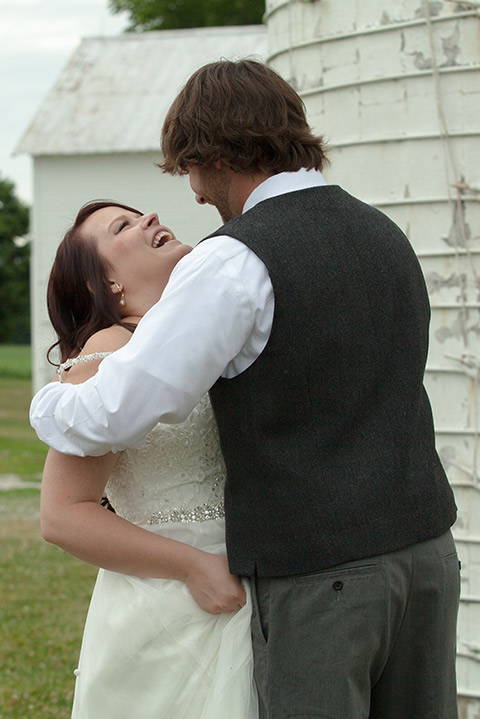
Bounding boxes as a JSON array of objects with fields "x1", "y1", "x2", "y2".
[{"x1": 0, "y1": 474, "x2": 41, "y2": 491}]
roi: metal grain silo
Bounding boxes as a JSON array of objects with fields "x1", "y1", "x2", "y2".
[{"x1": 265, "y1": 0, "x2": 480, "y2": 710}]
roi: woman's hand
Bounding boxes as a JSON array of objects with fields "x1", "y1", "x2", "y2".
[{"x1": 184, "y1": 552, "x2": 246, "y2": 614}]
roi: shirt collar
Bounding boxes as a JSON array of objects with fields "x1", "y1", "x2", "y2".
[{"x1": 243, "y1": 168, "x2": 328, "y2": 214}]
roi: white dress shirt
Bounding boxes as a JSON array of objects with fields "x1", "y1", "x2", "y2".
[{"x1": 30, "y1": 169, "x2": 327, "y2": 456}]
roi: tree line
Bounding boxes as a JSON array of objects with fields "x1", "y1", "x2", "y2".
[
  {"x1": 0, "y1": 177, "x2": 30, "y2": 344},
  {"x1": 108, "y1": 0, "x2": 265, "y2": 31}
]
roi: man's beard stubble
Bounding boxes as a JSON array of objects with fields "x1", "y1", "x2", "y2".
[{"x1": 200, "y1": 167, "x2": 236, "y2": 224}]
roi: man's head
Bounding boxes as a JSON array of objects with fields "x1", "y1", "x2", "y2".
[{"x1": 160, "y1": 59, "x2": 329, "y2": 178}]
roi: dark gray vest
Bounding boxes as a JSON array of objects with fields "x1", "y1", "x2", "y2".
[{"x1": 206, "y1": 185, "x2": 456, "y2": 577}]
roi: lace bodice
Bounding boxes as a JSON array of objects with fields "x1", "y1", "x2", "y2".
[
  {"x1": 106, "y1": 395, "x2": 225, "y2": 524},
  {"x1": 58, "y1": 354, "x2": 226, "y2": 525}
]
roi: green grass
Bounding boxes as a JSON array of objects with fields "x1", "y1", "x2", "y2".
[
  {"x1": 0, "y1": 346, "x2": 48, "y2": 479},
  {"x1": 0, "y1": 344, "x2": 32, "y2": 380},
  {"x1": 0, "y1": 345, "x2": 98, "y2": 718},
  {"x1": 0, "y1": 514, "x2": 97, "y2": 719}
]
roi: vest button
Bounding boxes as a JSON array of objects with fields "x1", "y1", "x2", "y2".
[{"x1": 332, "y1": 580, "x2": 344, "y2": 591}]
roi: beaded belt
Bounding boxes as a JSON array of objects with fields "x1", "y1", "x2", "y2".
[{"x1": 146, "y1": 502, "x2": 225, "y2": 526}]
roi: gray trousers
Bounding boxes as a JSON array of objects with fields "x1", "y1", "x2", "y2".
[{"x1": 251, "y1": 530, "x2": 460, "y2": 719}]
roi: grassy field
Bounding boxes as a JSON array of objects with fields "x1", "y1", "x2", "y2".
[
  {"x1": 0, "y1": 344, "x2": 32, "y2": 380},
  {"x1": 0, "y1": 376, "x2": 49, "y2": 479},
  {"x1": 0, "y1": 344, "x2": 48, "y2": 479},
  {"x1": 0, "y1": 346, "x2": 97, "y2": 719}
]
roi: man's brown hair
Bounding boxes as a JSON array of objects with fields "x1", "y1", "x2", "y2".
[{"x1": 160, "y1": 59, "x2": 329, "y2": 175}]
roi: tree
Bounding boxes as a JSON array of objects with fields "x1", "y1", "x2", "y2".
[
  {"x1": 0, "y1": 177, "x2": 30, "y2": 344},
  {"x1": 108, "y1": 0, "x2": 265, "y2": 31}
]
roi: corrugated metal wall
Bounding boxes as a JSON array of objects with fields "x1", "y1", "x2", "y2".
[{"x1": 265, "y1": 0, "x2": 480, "y2": 709}]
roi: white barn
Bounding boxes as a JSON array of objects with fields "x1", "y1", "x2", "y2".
[{"x1": 16, "y1": 25, "x2": 267, "y2": 389}]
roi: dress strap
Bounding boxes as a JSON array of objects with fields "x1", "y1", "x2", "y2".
[{"x1": 58, "y1": 352, "x2": 113, "y2": 382}]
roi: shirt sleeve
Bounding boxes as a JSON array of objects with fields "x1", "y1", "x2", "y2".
[{"x1": 29, "y1": 237, "x2": 274, "y2": 457}]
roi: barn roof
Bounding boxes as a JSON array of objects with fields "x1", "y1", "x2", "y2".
[{"x1": 16, "y1": 25, "x2": 267, "y2": 156}]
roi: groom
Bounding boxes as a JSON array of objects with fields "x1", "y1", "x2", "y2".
[{"x1": 31, "y1": 60, "x2": 459, "y2": 718}]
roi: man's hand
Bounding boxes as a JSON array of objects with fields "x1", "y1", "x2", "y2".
[{"x1": 185, "y1": 552, "x2": 246, "y2": 614}]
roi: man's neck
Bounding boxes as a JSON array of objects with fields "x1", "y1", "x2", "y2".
[{"x1": 228, "y1": 169, "x2": 274, "y2": 217}]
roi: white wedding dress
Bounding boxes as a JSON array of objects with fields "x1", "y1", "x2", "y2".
[{"x1": 61, "y1": 356, "x2": 257, "y2": 719}]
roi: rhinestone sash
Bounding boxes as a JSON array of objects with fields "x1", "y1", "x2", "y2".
[{"x1": 146, "y1": 501, "x2": 225, "y2": 526}]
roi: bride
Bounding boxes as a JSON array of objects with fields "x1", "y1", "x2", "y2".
[{"x1": 39, "y1": 200, "x2": 258, "y2": 718}]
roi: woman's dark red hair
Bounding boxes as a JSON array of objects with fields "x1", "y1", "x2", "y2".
[{"x1": 47, "y1": 200, "x2": 141, "y2": 365}]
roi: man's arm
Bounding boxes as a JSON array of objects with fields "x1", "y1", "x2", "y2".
[{"x1": 30, "y1": 237, "x2": 273, "y2": 456}]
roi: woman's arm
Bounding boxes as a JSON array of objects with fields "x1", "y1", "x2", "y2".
[
  {"x1": 40, "y1": 323, "x2": 246, "y2": 613},
  {"x1": 40, "y1": 449, "x2": 245, "y2": 613}
]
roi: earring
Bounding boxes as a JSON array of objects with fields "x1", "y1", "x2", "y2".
[{"x1": 115, "y1": 283, "x2": 126, "y2": 307}]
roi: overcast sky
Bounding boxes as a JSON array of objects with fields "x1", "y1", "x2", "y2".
[{"x1": 0, "y1": 0, "x2": 129, "y2": 203}]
